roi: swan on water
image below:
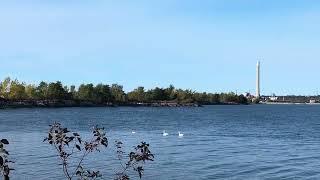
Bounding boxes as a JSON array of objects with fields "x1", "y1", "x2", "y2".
[
  {"x1": 178, "y1": 131, "x2": 184, "y2": 137},
  {"x1": 132, "y1": 131, "x2": 136, "y2": 134},
  {"x1": 163, "y1": 130, "x2": 169, "y2": 136}
]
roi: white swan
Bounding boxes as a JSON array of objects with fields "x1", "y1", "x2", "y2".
[
  {"x1": 163, "y1": 130, "x2": 169, "y2": 136},
  {"x1": 178, "y1": 131, "x2": 184, "y2": 137},
  {"x1": 132, "y1": 131, "x2": 136, "y2": 134}
]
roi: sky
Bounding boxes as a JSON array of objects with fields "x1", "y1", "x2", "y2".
[{"x1": 1, "y1": 0, "x2": 320, "y2": 95}]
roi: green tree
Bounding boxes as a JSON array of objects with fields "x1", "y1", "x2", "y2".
[
  {"x1": 127, "y1": 86, "x2": 146, "y2": 102},
  {"x1": 147, "y1": 87, "x2": 167, "y2": 101},
  {"x1": 25, "y1": 84, "x2": 37, "y2": 100},
  {"x1": 8, "y1": 79, "x2": 26, "y2": 100},
  {"x1": 238, "y1": 94, "x2": 249, "y2": 104},
  {"x1": 0, "y1": 77, "x2": 11, "y2": 99},
  {"x1": 76, "y1": 84, "x2": 95, "y2": 101},
  {"x1": 220, "y1": 92, "x2": 240, "y2": 103},
  {"x1": 93, "y1": 84, "x2": 113, "y2": 104},
  {"x1": 165, "y1": 85, "x2": 176, "y2": 101},
  {"x1": 208, "y1": 93, "x2": 220, "y2": 104},
  {"x1": 193, "y1": 92, "x2": 208, "y2": 104},
  {"x1": 110, "y1": 84, "x2": 126, "y2": 104},
  {"x1": 70, "y1": 85, "x2": 76, "y2": 99},
  {"x1": 47, "y1": 81, "x2": 68, "y2": 100},
  {"x1": 36, "y1": 81, "x2": 49, "y2": 100},
  {"x1": 176, "y1": 89, "x2": 194, "y2": 103}
]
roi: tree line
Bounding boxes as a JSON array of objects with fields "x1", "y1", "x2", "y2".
[{"x1": 0, "y1": 77, "x2": 248, "y2": 105}]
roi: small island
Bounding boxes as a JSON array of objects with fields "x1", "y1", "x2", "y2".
[{"x1": 0, "y1": 77, "x2": 249, "y2": 108}]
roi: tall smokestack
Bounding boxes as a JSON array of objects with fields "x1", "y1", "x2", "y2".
[{"x1": 256, "y1": 61, "x2": 260, "y2": 98}]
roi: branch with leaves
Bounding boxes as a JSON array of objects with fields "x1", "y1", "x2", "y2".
[
  {"x1": 44, "y1": 122, "x2": 154, "y2": 180},
  {"x1": 115, "y1": 141, "x2": 154, "y2": 180},
  {"x1": 0, "y1": 139, "x2": 13, "y2": 180},
  {"x1": 44, "y1": 122, "x2": 108, "y2": 180}
]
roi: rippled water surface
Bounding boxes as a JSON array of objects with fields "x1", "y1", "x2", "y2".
[{"x1": 1, "y1": 105, "x2": 320, "y2": 179}]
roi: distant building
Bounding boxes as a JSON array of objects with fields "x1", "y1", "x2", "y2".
[
  {"x1": 256, "y1": 61, "x2": 260, "y2": 98},
  {"x1": 310, "y1": 99, "x2": 316, "y2": 104},
  {"x1": 269, "y1": 96, "x2": 278, "y2": 101}
]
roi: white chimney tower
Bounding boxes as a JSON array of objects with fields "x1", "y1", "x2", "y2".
[{"x1": 256, "y1": 61, "x2": 260, "y2": 98}]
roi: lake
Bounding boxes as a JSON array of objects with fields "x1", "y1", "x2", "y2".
[{"x1": 1, "y1": 105, "x2": 320, "y2": 179}]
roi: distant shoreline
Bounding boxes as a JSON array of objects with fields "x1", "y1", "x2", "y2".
[
  {"x1": 260, "y1": 102, "x2": 320, "y2": 105},
  {"x1": 0, "y1": 77, "x2": 250, "y2": 109},
  {"x1": 0, "y1": 100, "x2": 200, "y2": 109},
  {"x1": 0, "y1": 100, "x2": 250, "y2": 109}
]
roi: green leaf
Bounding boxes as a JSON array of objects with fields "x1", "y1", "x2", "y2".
[
  {"x1": 76, "y1": 144, "x2": 81, "y2": 151},
  {"x1": 77, "y1": 137, "x2": 82, "y2": 144},
  {"x1": 0, "y1": 156, "x2": 3, "y2": 166},
  {"x1": 3, "y1": 149, "x2": 9, "y2": 155},
  {"x1": 1, "y1": 139, "x2": 9, "y2": 145}
]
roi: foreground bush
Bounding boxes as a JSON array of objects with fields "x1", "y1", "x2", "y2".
[
  {"x1": 0, "y1": 138, "x2": 13, "y2": 180},
  {"x1": 44, "y1": 122, "x2": 154, "y2": 180},
  {"x1": 0, "y1": 123, "x2": 153, "y2": 180}
]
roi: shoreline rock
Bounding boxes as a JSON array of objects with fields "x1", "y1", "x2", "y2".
[{"x1": 0, "y1": 100, "x2": 204, "y2": 109}]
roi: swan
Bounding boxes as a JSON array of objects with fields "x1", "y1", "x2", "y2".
[
  {"x1": 132, "y1": 131, "x2": 136, "y2": 134},
  {"x1": 163, "y1": 130, "x2": 169, "y2": 136},
  {"x1": 178, "y1": 131, "x2": 184, "y2": 137}
]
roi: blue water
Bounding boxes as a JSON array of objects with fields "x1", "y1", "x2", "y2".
[{"x1": 1, "y1": 105, "x2": 320, "y2": 179}]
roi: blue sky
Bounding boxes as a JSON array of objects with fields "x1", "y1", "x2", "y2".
[{"x1": 1, "y1": 0, "x2": 320, "y2": 95}]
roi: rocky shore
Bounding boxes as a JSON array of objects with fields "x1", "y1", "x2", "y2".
[{"x1": 0, "y1": 99, "x2": 202, "y2": 109}]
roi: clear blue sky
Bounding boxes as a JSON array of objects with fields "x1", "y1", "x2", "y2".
[{"x1": 1, "y1": 0, "x2": 320, "y2": 95}]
